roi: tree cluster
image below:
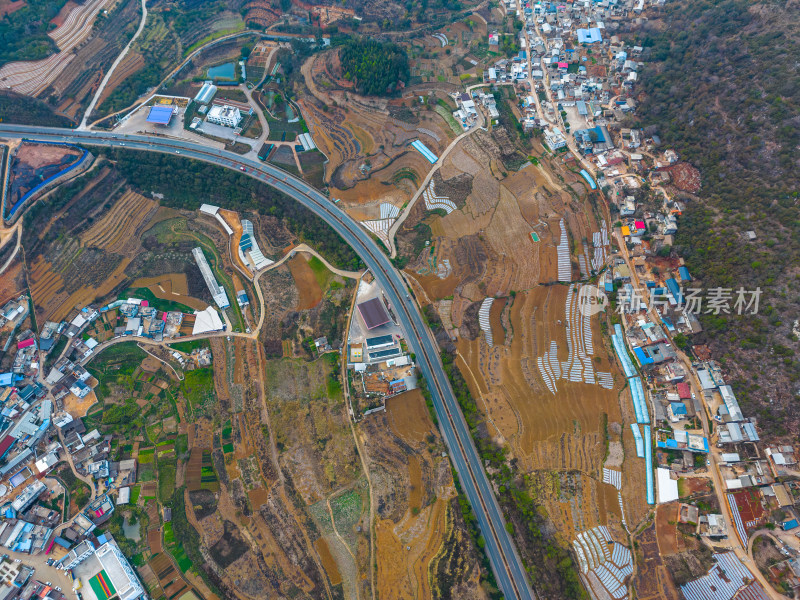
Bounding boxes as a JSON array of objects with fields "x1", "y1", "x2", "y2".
[
  {"x1": 106, "y1": 149, "x2": 363, "y2": 270},
  {"x1": 339, "y1": 38, "x2": 409, "y2": 96},
  {"x1": 0, "y1": 0, "x2": 68, "y2": 67}
]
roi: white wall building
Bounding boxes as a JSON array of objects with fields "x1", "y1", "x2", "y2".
[{"x1": 206, "y1": 105, "x2": 242, "y2": 128}]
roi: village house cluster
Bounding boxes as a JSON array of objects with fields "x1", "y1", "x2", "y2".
[
  {"x1": 451, "y1": 0, "x2": 800, "y2": 594},
  {"x1": 0, "y1": 382, "x2": 143, "y2": 600},
  {"x1": 0, "y1": 273, "x2": 230, "y2": 600}
]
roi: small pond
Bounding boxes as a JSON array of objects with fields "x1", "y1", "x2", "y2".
[
  {"x1": 122, "y1": 516, "x2": 141, "y2": 541},
  {"x1": 208, "y1": 62, "x2": 236, "y2": 80}
]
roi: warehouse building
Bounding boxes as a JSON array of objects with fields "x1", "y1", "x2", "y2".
[
  {"x1": 192, "y1": 247, "x2": 230, "y2": 308},
  {"x1": 357, "y1": 297, "x2": 391, "y2": 330}
]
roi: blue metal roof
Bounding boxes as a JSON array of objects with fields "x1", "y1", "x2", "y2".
[
  {"x1": 146, "y1": 105, "x2": 174, "y2": 125},
  {"x1": 665, "y1": 278, "x2": 683, "y2": 304},
  {"x1": 634, "y1": 347, "x2": 654, "y2": 366},
  {"x1": 577, "y1": 28, "x2": 603, "y2": 44},
  {"x1": 678, "y1": 266, "x2": 691, "y2": 281},
  {"x1": 672, "y1": 402, "x2": 687, "y2": 415}
]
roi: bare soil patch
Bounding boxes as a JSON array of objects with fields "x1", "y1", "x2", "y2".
[
  {"x1": 386, "y1": 389, "x2": 434, "y2": 445},
  {"x1": 655, "y1": 501, "x2": 683, "y2": 556},
  {"x1": 314, "y1": 537, "x2": 343, "y2": 586},
  {"x1": 64, "y1": 390, "x2": 98, "y2": 418},
  {"x1": 287, "y1": 254, "x2": 322, "y2": 310}
]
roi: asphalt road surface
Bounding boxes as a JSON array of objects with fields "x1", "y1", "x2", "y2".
[{"x1": 0, "y1": 124, "x2": 535, "y2": 600}]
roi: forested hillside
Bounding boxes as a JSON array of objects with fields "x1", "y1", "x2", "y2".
[
  {"x1": 339, "y1": 38, "x2": 409, "y2": 95},
  {"x1": 637, "y1": 0, "x2": 800, "y2": 436}
]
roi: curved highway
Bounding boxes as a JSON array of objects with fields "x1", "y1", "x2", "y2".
[{"x1": 0, "y1": 124, "x2": 535, "y2": 600}]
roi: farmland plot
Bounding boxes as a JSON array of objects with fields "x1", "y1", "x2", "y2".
[
  {"x1": 180, "y1": 340, "x2": 338, "y2": 600},
  {"x1": 0, "y1": 0, "x2": 115, "y2": 96},
  {"x1": 360, "y1": 390, "x2": 491, "y2": 600},
  {"x1": 399, "y1": 124, "x2": 645, "y2": 555},
  {"x1": 81, "y1": 189, "x2": 158, "y2": 254}
]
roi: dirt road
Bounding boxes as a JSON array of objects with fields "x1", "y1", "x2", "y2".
[
  {"x1": 80, "y1": 0, "x2": 148, "y2": 129},
  {"x1": 387, "y1": 84, "x2": 491, "y2": 257}
]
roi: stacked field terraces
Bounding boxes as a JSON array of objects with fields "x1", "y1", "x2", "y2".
[
  {"x1": 602, "y1": 468, "x2": 621, "y2": 490},
  {"x1": 436, "y1": 258, "x2": 451, "y2": 279},
  {"x1": 602, "y1": 468, "x2": 627, "y2": 528},
  {"x1": 596, "y1": 372, "x2": 614, "y2": 389},
  {"x1": 379, "y1": 202, "x2": 400, "y2": 219},
  {"x1": 423, "y1": 181, "x2": 457, "y2": 214},
  {"x1": 556, "y1": 219, "x2": 571, "y2": 281},
  {"x1": 572, "y1": 526, "x2": 633, "y2": 600},
  {"x1": 591, "y1": 221, "x2": 610, "y2": 272},
  {"x1": 579, "y1": 241, "x2": 591, "y2": 278},
  {"x1": 478, "y1": 297, "x2": 494, "y2": 347},
  {"x1": 361, "y1": 218, "x2": 392, "y2": 244},
  {"x1": 681, "y1": 552, "x2": 756, "y2": 600},
  {"x1": 416, "y1": 127, "x2": 441, "y2": 142},
  {"x1": 0, "y1": 0, "x2": 112, "y2": 96},
  {"x1": 536, "y1": 284, "x2": 614, "y2": 394},
  {"x1": 431, "y1": 33, "x2": 448, "y2": 47},
  {"x1": 361, "y1": 203, "x2": 402, "y2": 245}
]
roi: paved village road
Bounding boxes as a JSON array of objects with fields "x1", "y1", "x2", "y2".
[{"x1": 0, "y1": 124, "x2": 536, "y2": 600}]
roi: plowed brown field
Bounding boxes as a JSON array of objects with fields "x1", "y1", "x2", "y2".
[
  {"x1": 314, "y1": 537, "x2": 342, "y2": 586},
  {"x1": 287, "y1": 254, "x2": 322, "y2": 310},
  {"x1": 81, "y1": 189, "x2": 157, "y2": 254}
]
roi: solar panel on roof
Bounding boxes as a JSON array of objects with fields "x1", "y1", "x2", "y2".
[
  {"x1": 366, "y1": 334, "x2": 393, "y2": 348},
  {"x1": 370, "y1": 348, "x2": 400, "y2": 360}
]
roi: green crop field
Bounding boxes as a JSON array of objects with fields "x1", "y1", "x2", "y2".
[
  {"x1": 158, "y1": 463, "x2": 177, "y2": 502},
  {"x1": 168, "y1": 339, "x2": 211, "y2": 353},
  {"x1": 180, "y1": 368, "x2": 214, "y2": 412}
]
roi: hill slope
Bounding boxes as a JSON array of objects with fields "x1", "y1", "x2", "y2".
[{"x1": 637, "y1": 0, "x2": 800, "y2": 436}]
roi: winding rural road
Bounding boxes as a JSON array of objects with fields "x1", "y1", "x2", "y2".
[
  {"x1": 80, "y1": 0, "x2": 149, "y2": 129},
  {"x1": 387, "y1": 83, "x2": 494, "y2": 257},
  {"x1": 0, "y1": 124, "x2": 535, "y2": 600},
  {"x1": 87, "y1": 29, "x2": 263, "y2": 129}
]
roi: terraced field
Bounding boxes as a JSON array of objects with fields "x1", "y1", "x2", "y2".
[
  {"x1": 0, "y1": 0, "x2": 114, "y2": 95},
  {"x1": 81, "y1": 189, "x2": 157, "y2": 254}
]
